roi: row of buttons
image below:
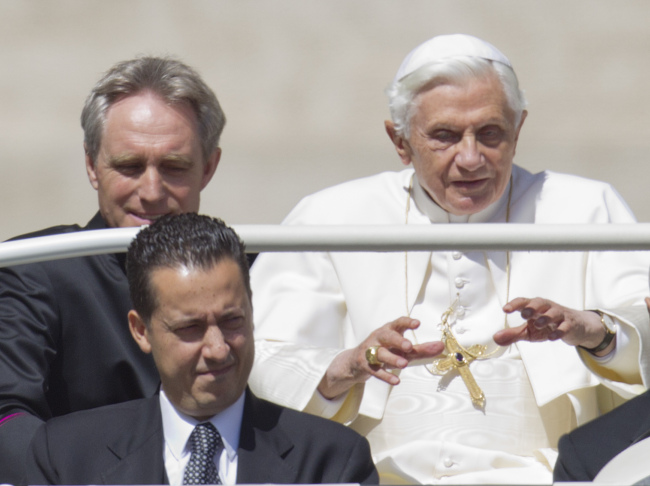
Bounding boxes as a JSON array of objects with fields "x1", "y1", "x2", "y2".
[{"x1": 452, "y1": 251, "x2": 466, "y2": 320}]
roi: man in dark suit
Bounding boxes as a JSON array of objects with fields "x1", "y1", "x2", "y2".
[
  {"x1": 24, "y1": 214, "x2": 378, "y2": 485},
  {"x1": 0, "y1": 56, "x2": 222, "y2": 484}
]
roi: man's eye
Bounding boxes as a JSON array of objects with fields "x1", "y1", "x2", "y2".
[
  {"x1": 173, "y1": 325, "x2": 204, "y2": 341},
  {"x1": 163, "y1": 164, "x2": 190, "y2": 174},
  {"x1": 173, "y1": 322, "x2": 202, "y2": 333},
  {"x1": 176, "y1": 325, "x2": 196, "y2": 333},
  {"x1": 431, "y1": 130, "x2": 459, "y2": 144},
  {"x1": 478, "y1": 127, "x2": 504, "y2": 145},
  {"x1": 221, "y1": 316, "x2": 244, "y2": 329},
  {"x1": 115, "y1": 164, "x2": 143, "y2": 175}
]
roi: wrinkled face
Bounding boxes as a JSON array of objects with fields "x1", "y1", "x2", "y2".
[
  {"x1": 387, "y1": 74, "x2": 526, "y2": 216},
  {"x1": 129, "y1": 260, "x2": 254, "y2": 420},
  {"x1": 86, "y1": 91, "x2": 219, "y2": 228}
]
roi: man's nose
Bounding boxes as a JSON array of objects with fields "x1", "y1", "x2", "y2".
[
  {"x1": 202, "y1": 326, "x2": 230, "y2": 361},
  {"x1": 139, "y1": 167, "x2": 166, "y2": 203},
  {"x1": 454, "y1": 135, "x2": 483, "y2": 170}
]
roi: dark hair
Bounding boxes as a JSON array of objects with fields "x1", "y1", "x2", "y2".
[
  {"x1": 126, "y1": 213, "x2": 250, "y2": 323},
  {"x1": 81, "y1": 56, "x2": 225, "y2": 163}
]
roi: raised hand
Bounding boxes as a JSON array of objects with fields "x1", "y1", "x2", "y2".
[
  {"x1": 494, "y1": 297, "x2": 613, "y2": 356},
  {"x1": 318, "y1": 316, "x2": 444, "y2": 399}
]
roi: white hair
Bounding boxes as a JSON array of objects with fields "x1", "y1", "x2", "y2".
[{"x1": 386, "y1": 56, "x2": 527, "y2": 138}]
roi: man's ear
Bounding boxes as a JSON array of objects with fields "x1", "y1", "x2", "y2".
[
  {"x1": 129, "y1": 310, "x2": 152, "y2": 354},
  {"x1": 84, "y1": 144, "x2": 99, "y2": 190},
  {"x1": 200, "y1": 147, "x2": 221, "y2": 191},
  {"x1": 511, "y1": 110, "x2": 528, "y2": 158},
  {"x1": 515, "y1": 110, "x2": 527, "y2": 141},
  {"x1": 384, "y1": 120, "x2": 413, "y2": 166}
]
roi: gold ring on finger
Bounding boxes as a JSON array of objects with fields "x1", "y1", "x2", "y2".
[{"x1": 365, "y1": 346, "x2": 381, "y2": 366}]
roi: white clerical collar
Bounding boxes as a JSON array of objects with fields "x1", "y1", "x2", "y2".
[
  {"x1": 411, "y1": 173, "x2": 511, "y2": 224},
  {"x1": 159, "y1": 388, "x2": 245, "y2": 463}
]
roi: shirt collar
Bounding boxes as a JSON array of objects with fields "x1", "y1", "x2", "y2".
[
  {"x1": 159, "y1": 389, "x2": 245, "y2": 463},
  {"x1": 85, "y1": 211, "x2": 110, "y2": 230},
  {"x1": 410, "y1": 173, "x2": 511, "y2": 224}
]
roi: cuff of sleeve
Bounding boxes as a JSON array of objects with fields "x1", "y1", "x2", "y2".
[
  {"x1": 305, "y1": 382, "x2": 365, "y2": 425},
  {"x1": 579, "y1": 312, "x2": 642, "y2": 385},
  {"x1": 305, "y1": 388, "x2": 349, "y2": 419}
]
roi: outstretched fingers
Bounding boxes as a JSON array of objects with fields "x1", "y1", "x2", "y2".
[
  {"x1": 319, "y1": 316, "x2": 446, "y2": 399},
  {"x1": 501, "y1": 296, "x2": 606, "y2": 348},
  {"x1": 360, "y1": 317, "x2": 443, "y2": 381}
]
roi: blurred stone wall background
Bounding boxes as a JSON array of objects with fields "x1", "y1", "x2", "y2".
[{"x1": 1, "y1": 0, "x2": 649, "y2": 241}]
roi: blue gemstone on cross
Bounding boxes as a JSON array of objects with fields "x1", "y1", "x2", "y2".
[{"x1": 455, "y1": 352, "x2": 463, "y2": 362}]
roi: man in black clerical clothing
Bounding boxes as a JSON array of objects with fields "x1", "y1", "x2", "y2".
[
  {"x1": 0, "y1": 56, "x2": 222, "y2": 484},
  {"x1": 24, "y1": 214, "x2": 379, "y2": 485}
]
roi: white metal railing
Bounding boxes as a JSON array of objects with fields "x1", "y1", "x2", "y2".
[{"x1": 1, "y1": 224, "x2": 650, "y2": 268}]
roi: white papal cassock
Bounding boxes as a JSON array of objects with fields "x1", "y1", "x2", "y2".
[{"x1": 248, "y1": 165, "x2": 650, "y2": 484}]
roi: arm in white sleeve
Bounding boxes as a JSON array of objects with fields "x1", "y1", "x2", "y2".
[
  {"x1": 248, "y1": 248, "x2": 365, "y2": 422},
  {"x1": 578, "y1": 306, "x2": 650, "y2": 398}
]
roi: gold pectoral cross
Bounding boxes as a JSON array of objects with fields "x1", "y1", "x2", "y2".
[{"x1": 433, "y1": 330, "x2": 487, "y2": 408}]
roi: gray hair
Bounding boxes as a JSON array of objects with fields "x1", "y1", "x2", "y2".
[
  {"x1": 386, "y1": 56, "x2": 527, "y2": 138},
  {"x1": 81, "y1": 56, "x2": 225, "y2": 163}
]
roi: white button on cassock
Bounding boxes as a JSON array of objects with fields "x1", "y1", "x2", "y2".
[
  {"x1": 454, "y1": 277, "x2": 465, "y2": 289},
  {"x1": 452, "y1": 251, "x2": 462, "y2": 260}
]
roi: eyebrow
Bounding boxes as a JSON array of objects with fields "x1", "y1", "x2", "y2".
[
  {"x1": 160, "y1": 306, "x2": 247, "y2": 325},
  {"x1": 220, "y1": 307, "x2": 246, "y2": 318},
  {"x1": 161, "y1": 315, "x2": 204, "y2": 331},
  {"x1": 107, "y1": 154, "x2": 195, "y2": 167},
  {"x1": 429, "y1": 117, "x2": 510, "y2": 129}
]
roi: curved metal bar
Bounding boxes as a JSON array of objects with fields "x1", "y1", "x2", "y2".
[{"x1": 2, "y1": 224, "x2": 650, "y2": 268}]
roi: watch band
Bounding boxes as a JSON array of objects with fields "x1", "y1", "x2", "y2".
[{"x1": 579, "y1": 310, "x2": 616, "y2": 354}]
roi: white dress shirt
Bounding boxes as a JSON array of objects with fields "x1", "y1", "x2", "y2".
[{"x1": 160, "y1": 390, "x2": 245, "y2": 486}]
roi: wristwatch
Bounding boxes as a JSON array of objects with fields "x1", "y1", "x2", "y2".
[{"x1": 579, "y1": 310, "x2": 616, "y2": 354}]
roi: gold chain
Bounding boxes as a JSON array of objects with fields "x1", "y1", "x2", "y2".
[{"x1": 404, "y1": 173, "x2": 513, "y2": 404}]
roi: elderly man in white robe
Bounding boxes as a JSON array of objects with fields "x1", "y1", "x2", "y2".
[{"x1": 248, "y1": 34, "x2": 650, "y2": 484}]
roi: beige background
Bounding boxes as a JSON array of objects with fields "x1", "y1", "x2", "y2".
[{"x1": 1, "y1": 0, "x2": 650, "y2": 241}]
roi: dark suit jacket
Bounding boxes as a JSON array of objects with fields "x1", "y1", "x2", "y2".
[
  {"x1": 0, "y1": 213, "x2": 160, "y2": 485},
  {"x1": 554, "y1": 389, "x2": 650, "y2": 481},
  {"x1": 24, "y1": 390, "x2": 379, "y2": 485}
]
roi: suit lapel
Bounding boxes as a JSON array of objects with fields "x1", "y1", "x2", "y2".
[
  {"x1": 101, "y1": 397, "x2": 167, "y2": 484},
  {"x1": 237, "y1": 390, "x2": 296, "y2": 484},
  {"x1": 631, "y1": 396, "x2": 650, "y2": 444}
]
